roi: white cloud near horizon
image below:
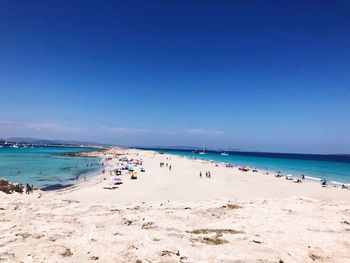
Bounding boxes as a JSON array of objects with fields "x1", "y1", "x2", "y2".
[
  {"x1": 184, "y1": 128, "x2": 224, "y2": 135},
  {"x1": 0, "y1": 121, "x2": 85, "y2": 139},
  {"x1": 100, "y1": 126, "x2": 151, "y2": 134},
  {"x1": 101, "y1": 126, "x2": 223, "y2": 136},
  {"x1": 2, "y1": 120, "x2": 348, "y2": 154},
  {"x1": 0, "y1": 121, "x2": 225, "y2": 146},
  {"x1": 0, "y1": 121, "x2": 60, "y2": 131}
]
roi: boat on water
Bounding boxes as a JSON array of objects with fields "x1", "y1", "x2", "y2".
[
  {"x1": 199, "y1": 145, "x2": 206, "y2": 155},
  {"x1": 11, "y1": 144, "x2": 19, "y2": 148},
  {"x1": 220, "y1": 147, "x2": 230, "y2": 156}
]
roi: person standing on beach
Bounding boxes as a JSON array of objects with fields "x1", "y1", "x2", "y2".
[
  {"x1": 199, "y1": 171, "x2": 202, "y2": 178},
  {"x1": 169, "y1": 165, "x2": 172, "y2": 171},
  {"x1": 25, "y1": 183, "x2": 32, "y2": 194}
]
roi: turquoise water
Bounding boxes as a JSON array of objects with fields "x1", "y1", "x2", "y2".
[
  {"x1": 0, "y1": 146, "x2": 101, "y2": 189},
  {"x1": 158, "y1": 150, "x2": 350, "y2": 184}
]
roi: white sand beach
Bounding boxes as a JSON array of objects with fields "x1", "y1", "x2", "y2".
[{"x1": 1, "y1": 148, "x2": 350, "y2": 262}]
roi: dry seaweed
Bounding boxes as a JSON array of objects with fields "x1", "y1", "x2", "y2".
[
  {"x1": 226, "y1": 204, "x2": 243, "y2": 209},
  {"x1": 142, "y1": 222, "x2": 156, "y2": 229},
  {"x1": 188, "y1": 228, "x2": 243, "y2": 235},
  {"x1": 61, "y1": 248, "x2": 73, "y2": 257},
  {"x1": 191, "y1": 235, "x2": 229, "y2": 245}
]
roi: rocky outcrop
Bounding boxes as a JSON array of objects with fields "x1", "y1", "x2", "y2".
[
  {"x1": 62, "y1": 150, "x2": 107, "y2": 157},
  {"x1": 0, "y1": 179, "x2": 24, "y2": 194}
]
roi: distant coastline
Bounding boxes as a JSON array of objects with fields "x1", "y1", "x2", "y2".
[{"x1": 139, "y1": 147, "x2": 350, "y2": 163}]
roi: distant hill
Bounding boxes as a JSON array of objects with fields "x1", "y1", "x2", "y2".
[{"x1": 5, "y1": 137, "x2": 109, "y2": 146}]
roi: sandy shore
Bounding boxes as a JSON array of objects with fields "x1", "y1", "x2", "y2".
[{"x1": 1, "y1": 148, "x2": 349, "y2": 262}]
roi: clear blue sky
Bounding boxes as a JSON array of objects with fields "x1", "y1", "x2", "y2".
[{"x1": 1, "y1": 1, "x2": 350, "y2": 153}]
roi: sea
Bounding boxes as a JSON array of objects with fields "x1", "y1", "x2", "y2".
[
  {"x1": 154, "y1": 149, "x2": 350, "y2": 184},
  {"x1": 0, "y1": 146, "x2": 101, "y2": 189}
]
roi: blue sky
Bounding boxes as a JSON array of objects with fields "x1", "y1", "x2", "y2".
[{"x1": 1, "y1": 1, "x2": 350, "y2": 153}]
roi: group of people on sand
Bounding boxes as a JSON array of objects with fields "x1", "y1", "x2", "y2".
[
  {"x1": 274, "y1": 172, "x2": 349, "y2": 189},
  {"x1": 199, "y1": 171, "x2": 211, "y2": 178},
  {"x1": 160, "y1": 162, "x2": 172, "y2": 171}
]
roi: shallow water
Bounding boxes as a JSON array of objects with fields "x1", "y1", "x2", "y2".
[
  {"x1": 0, "y1": 146, "x2": 101, "y2": 188},
  {"x1": 157, "y1": 149, "x2": 350, "y2": 184}
]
